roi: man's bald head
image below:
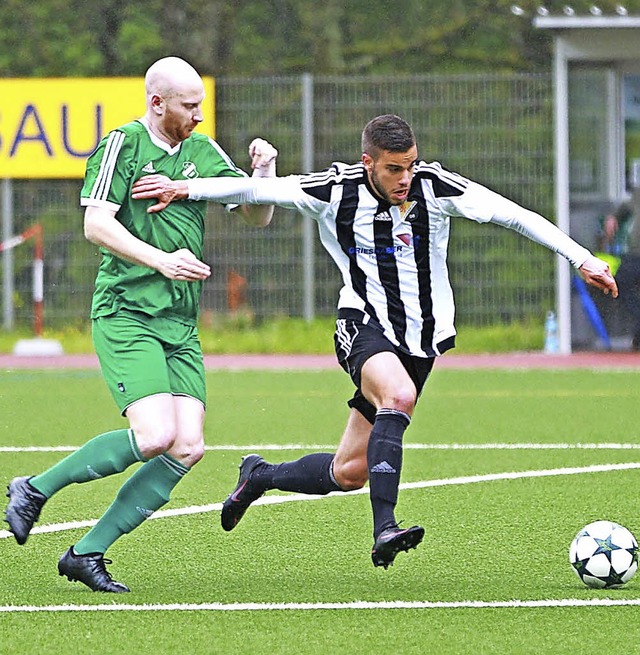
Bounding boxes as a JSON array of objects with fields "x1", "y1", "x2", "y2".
[
  {"x1": 144, "y1": 57, "x2": 206, "y2": 146},
  {"x1": 145, "y1": 57, "x2": 204, "y2": 102}
]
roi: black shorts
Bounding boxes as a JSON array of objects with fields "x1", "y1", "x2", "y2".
[{"x1": 333, "y1": 311, "x2": 435, "y2": 424}]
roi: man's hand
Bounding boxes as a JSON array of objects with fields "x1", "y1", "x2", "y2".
[
  {"x1": 579, "y1": 255, "x2": 619, "y2": 298},
  {"x1": 238, "y1": 138, "x2": 277, "y2": 227},
  {"x1": 248, "y1": 138, "x2": 277, "y2": 176},
  {"x1": 156, "y1": 248, "x2": 211, "y2": 281},
  {"x1": 132, "y1": 175, "x2": 189, "y2": 213}
]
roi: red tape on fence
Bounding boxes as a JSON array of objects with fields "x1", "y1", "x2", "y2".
[{"x1": 0, "y1": 224, "x2": 44, "y2": 337}]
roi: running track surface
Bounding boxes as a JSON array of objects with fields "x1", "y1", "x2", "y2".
[{"x1": 1, "y1": 352, "x2": 640, "y2": 370}]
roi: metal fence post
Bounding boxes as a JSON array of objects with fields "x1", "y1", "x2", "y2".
[
  {"x1": 301, "y1": 73, "x2": 315, "y2": 321},
  {"x1": 1, "y1": 75, "x2": 557, "y2": 334},
  {"x1": 2, "y1": 178, "x2": 14, "y2": 330}
]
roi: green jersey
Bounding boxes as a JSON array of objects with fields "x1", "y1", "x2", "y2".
[{"x1": 80, "y1": 118, "x2": 246, "y2": 325}]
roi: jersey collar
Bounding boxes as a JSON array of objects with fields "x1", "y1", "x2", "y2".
[{"x1": 137, "y1": 117, "x2": 183, "y2": 155}]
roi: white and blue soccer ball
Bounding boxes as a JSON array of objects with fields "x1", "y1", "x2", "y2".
[{"x1": 569, "y1": 520, "x2": 639, "y2": 589}]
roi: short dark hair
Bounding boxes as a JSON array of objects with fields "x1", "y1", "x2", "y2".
[{"x1": 361, "y1": 114, "x2": 416, "y2": 158}]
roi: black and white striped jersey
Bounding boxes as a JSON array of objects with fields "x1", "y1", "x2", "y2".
[{"x1": 189, "y1": 161, "x2": 591, "y2": 358}]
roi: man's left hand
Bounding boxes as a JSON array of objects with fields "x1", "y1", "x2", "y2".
[
  {"x1": 132, "y1": 175, "x2": 189, "y2": 213},
  {"x1": 248, "y1": 138, "x2": 277, "y2": 175},
  {"x1": 579, "y1": 255, "x2": 619, "y2": 298}
]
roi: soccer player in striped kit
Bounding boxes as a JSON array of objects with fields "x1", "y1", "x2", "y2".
[
  {"x1": 132, "y1": 114, "x2": 618, "y2": 569},
  {"x1": 4, "y1": 57, "x2": 277, "y2": 591}
]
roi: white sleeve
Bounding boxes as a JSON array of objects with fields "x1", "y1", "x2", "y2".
[
  {"x1": 188, "y1": 175, "x2": 323, "y2": 214},
  {"x1": 447, "y1": 182, "x2": 592, "y2": 269}
]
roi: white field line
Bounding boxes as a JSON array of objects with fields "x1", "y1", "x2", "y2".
[
  {"x1": 2, "y1": 598, "x2": 640, "y2": 613},
  {"x1": 2, "y1": 461, "x2": 640, "y2": 542},
  {"x1": 3, "y1": 442, "x2": 640, "y2": 453},
  {"x1": 2, "y1": 462, "x2": 640, "y2": 616}
]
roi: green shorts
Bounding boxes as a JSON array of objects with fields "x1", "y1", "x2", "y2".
[{"x1": 92, "y1": 310, "x2": 206, "y2": 415}]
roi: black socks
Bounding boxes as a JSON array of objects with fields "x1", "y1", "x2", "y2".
[
  {"x1": 254, "y1": 452, "x2": 341, "y2": 495},
  {"x1": 367, "y1": 408, "x2": 411, "y2": 538},
  {"x1": 247, "y1": 407, "x2": 410, "y2": 540}
]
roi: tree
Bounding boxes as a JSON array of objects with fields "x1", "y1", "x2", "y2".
[{"x1": 2, "y1": 0, "x2": 640, "y2": 78}]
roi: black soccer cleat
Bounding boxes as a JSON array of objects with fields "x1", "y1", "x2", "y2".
[
  {"x1": 4, "y1": 476, "x2": 48, "y2": 545},
  {"x1": 221, "y1": 454, "x2": 267, "y2": 532},
  {"x1": 371, "y1": 525, "x2": 425, "y2": 569},
  {"x1": 58, "y1": 546, "x2": 130, "y2": 593}
]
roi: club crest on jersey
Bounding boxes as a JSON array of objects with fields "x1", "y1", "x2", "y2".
[
  {"x1": 182, "y1": 161, "x2": 199, "y2": 179},
  {"x1": 398, "y1": 200, "x2": 417, "y2": 220}
]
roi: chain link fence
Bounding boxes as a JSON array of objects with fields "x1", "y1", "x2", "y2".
[{"x1": 1, "y1": 73, "x2": 555, "y2": 332}]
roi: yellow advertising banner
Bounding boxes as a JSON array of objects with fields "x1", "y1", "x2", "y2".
[{"x1": 0, "y1": 77, "x2": 215, "y2": 179}]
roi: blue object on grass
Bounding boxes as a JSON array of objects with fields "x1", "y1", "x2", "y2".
[{"x1": 573, "y1": 275, "x2": 611, "y2": 349}]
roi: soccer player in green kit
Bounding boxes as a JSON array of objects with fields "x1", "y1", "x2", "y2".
[{"x1": 3, "y1": 56, "x2": 277, "y2": 592}]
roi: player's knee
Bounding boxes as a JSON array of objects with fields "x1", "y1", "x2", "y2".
[
  {"x1": 135, "y1": 425, "x2": 178, "y2": 459},
  {"x1": 167, "y1": 437, "x2": 205, "y2": 468},
  {"x1": 182, "y1": 442, "x2": 205, "y2": 467},
  {"x1": 381, "y1": 386, "x2": 416, "y2": 415},
  {"x1": 333, "y1": 458, "x2": 368, "y2": 490}
]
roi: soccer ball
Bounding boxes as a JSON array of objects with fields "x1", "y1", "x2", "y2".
[{"x1": 569, "y1": 520, "x2": 639, "y2": 588}]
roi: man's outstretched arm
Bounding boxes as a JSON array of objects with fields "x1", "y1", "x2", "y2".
[
  {"x1": 132, "y1": 174, "x2": 309, "y2": 213},
  {"x1": 458, "y1": 183, "x2": 619, "y2": 298}
]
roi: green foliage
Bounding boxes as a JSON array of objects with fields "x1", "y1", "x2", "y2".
[
  {"x1": 0, "y1": 1, "x2": 100, "y2": 76},
  {"x1": 0, "y1": 317, "x2": 544, "y2": 354},
  {"x1": 0, "y1": 1, "x2": 562, "y2": 77},
  {"x1": 197, "y1": 316, "x2": 337, "y2": 354},
  {"x1": 4, "y1": 0, "x2": 640, "y2": 77}
]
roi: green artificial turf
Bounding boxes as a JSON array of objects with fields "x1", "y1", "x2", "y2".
[{"x1": 1, "y1": 366, "x2": 640, "y2": 654}]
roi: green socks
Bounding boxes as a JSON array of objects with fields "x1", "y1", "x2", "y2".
[
  {"x1": 28, "y1": 430, "x2": 190, "y2": 555},
  {"x1": 30, "y1": 429, "x2": 144, "y2": 498},
  {"x1": 74, "y1": 454, "x2": 189, "y2": 555}
]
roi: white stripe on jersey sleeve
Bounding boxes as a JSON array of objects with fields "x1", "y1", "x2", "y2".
[
  {"x1": 301, "y1": 163, "x2": 364, "y2": 189},
  {"x1": 206, "y1": 137, "x2": 247, "y2": 176},
  {"x1": 91, "y1": 130, "x2": 125, "y2": 203},
  {"x1": 300, "y1": 168, "x2": 337, "y2": 185},
  {"x1": 79, "y1": 197, "x2": 121, "y2": 213},
  {"x1": 417, "y1": 161, "x2": 469, "y2": 193}
]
